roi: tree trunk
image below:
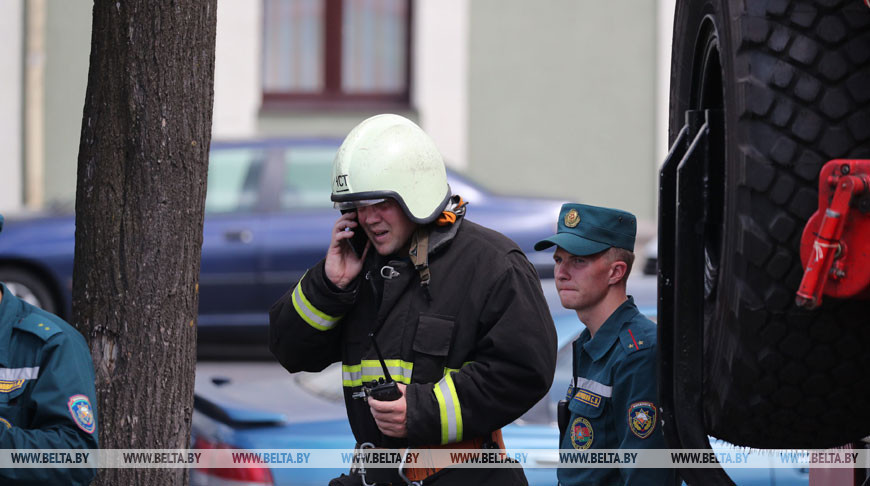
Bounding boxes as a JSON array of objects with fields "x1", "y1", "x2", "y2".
[{"x1": 72, "y1": 1, "x2": 216, "y2": 484}]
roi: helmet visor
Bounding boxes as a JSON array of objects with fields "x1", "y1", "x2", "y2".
[{"x1": 333, "y1": 198, "x2": 387, "y2": 211}]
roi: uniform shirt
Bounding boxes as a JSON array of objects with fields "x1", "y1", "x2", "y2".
[
  {"x1": 0, "y1": 283, "x2": 98, "y2": 485},
  {"x1": 557, "y1": 297, "x2": 675, "y2": 486}
]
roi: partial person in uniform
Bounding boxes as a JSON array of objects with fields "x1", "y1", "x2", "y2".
[
  {"x1": 535, "y1": 203, "x2": 676, "y2": 485},
  {"x1": 270, "y1": 114, "x2": 557, "y2": 485},
  {"x1": 0, "y1": 214, "x2": 99, "y2": 485}
]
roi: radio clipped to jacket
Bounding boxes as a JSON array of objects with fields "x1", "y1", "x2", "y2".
[{"x1": 364, "y1": 332, "x2": 403, "y2": 402}]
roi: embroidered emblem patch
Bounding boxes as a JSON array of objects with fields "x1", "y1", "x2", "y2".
[
  {"x1": 67, "y1": 395, "x2": 95, "y2": 434},
  {"x1": 570, "y1": 417, "x2": 594, "y2": 450},
  {"x1": 628, "y1": 401, "x2": 656, "y2": 439},
  {"x1": 0, "y1": 417, "x2": 10, "y2": 429},
  {"x1": 0, "y1": 380, "x2": 25, "y2": 393},
  {"x1": 564, "y1": 209, "x2": 581, "y2": 228},
  {"x1": 572, "y1": 388, "x2": 602, "y2": 408}
]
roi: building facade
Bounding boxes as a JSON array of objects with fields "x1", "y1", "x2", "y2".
[{"x1": 0, "y1": 0, "x2": 672, "y2": 222}]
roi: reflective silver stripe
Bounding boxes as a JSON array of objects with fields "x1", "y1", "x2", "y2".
[
  {"x1": 0, "y1": 367, "x2": 39, "y2": 380},
  {"x1": 573, "y1": 377, "x2": 612, "y2": 397}
]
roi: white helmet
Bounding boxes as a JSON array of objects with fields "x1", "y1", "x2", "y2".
[{"x1": 331, "y1": 114, "x2": 450, "y2": 224}]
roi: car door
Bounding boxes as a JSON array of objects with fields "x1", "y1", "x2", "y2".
[
  {"x1": 261, "y1": 141, "x2": 341, "y2": 308},
  {"x1": 198, "y1": 144, "x2": 274, "y2": 335}
]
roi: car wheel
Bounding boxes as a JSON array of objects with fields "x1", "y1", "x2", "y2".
[
  {"x1": 0, "y1": 267, "x2": 59, "y2": 315},
  {"x1": 670, "y1": 0, "x2": 870, "y2": 448}
]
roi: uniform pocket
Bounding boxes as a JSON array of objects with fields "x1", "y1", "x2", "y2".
[
  {"x1": 567, "y1": 389, "x2": 607, "y2": 418},
  {"x1": 0, "y1": 384, "x2": 29, "y2": 427},
  {"x1": 564, "y1": 390, "x2": 608, "y2": 450},
  {"x1": 0, "y1": 383, "x2": 28, "y2": 404},
  {"x1": 411, "y1": 314, "x2": 456, "y2": 384}
]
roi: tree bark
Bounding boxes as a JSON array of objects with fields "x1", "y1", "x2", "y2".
[{"x1": 72, "y1": 1, "x2": 216, "y2": 484}]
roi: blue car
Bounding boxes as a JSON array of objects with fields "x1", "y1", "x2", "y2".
[
  {"x1": 0, "y1": 138, "x2": 562, "y2": 354},
  {"x1": 190, "y1": 276, "x2": 810, "y2": 486}
]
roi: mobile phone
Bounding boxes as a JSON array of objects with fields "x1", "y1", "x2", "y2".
[{"x1": 340, "y1": 209, "x2": 369, "y2": 258}]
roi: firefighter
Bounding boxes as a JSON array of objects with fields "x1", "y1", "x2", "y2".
[
  {"x1": 0, "y1": 214, "x2": 99, "y2": 485},
  {"x1": 270, "y1": 114, "x2": 557, "y2": 485},
  {"x1": 535, "y1": 203, "x2": 676, "y2": 485}
]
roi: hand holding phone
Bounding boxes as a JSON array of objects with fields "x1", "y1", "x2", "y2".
[
  {"x1": 325, "y1": 211, "x2": 370, "y2": 289},
  {"x1": 340, "y1": 210, "x2": 370, "y2": 258}
]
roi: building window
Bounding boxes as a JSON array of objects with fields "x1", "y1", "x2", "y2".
[{"x1": 262, "y1": 0, "x2": 411, "y2": 109}]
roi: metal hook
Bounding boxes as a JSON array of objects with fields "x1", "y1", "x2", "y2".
[{"x1": 398, "y1": 447, "x2": 423, "y2": 486}]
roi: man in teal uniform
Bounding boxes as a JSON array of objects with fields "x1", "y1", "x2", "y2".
[
  {"x1": 0, "y1": 214, "x2": 99, "y2": 485},
  {"x1": 535, "y1": 203, "x2": 675, "y2": 485}
]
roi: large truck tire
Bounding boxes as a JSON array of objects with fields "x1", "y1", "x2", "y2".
[{"x1": 670, "y1": 0, "x2": 870, "y2": 448}]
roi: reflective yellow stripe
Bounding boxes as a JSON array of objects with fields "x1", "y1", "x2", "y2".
[
  {"x1": 291, "y1": 273, "x2": 342, "y2": 331},
  {"x1": 434, "y1": 382, "x2": 449, "y2": 444},
  {"x1": 342, "y1": 360, "x2": 414, "y2": 387},
  {"x1": 443, "y1": 361, "x2": 473, "y2": 376},
  {"x1": 342, "y1": 363, "x2": 363, "y2": 387},
  {"x1": 434, "y1": 371, "x2": 463, "y2": 444}
]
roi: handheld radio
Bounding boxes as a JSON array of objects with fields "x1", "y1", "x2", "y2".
[{"x1": 365, "y1": 332, "x2": 403, "y2": 401}]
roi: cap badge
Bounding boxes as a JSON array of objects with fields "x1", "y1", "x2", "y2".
[{"x1": 564, "y1": 209, "x2": 580, "y2": 228}]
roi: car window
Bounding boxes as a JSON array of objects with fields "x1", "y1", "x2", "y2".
[
  {"x1": 281, "y1": 146, "x2": 337, "y2": 210},
  {"x1": 205, "y1": 148, "x2": 266, "y2": 213}
]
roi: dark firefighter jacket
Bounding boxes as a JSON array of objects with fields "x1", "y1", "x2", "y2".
[
  {"x1": 269, "y1": 214, "x2": 557, "y2": 450},
  {"x1": 0, "y1": 283, "x2": 98, "y2": 485}
]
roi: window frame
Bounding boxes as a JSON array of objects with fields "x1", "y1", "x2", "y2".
[{"x1": 261, "y1": 0, "x2": 413, "y2": 111}]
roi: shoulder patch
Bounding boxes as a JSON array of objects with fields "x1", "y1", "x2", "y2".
[
  {"x1": 68, "y1": 395, "x2": 96, "y2": 434},
  {"x1": 628, "y1": 401, "x2": 657, "y2": 439},
  {"x1": 0, "y1": 417, "x2": 10, "y2": 429},
  {"x1": 14, "y1": 312, "x2": 64, "y2": 341},
  {"x1": 619, "y1": 328, "x2": 650, "y2": 354}
]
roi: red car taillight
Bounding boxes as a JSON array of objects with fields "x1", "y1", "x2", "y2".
[{"x1": 192, "y1": 437, "x2": 274, "y2": 485}]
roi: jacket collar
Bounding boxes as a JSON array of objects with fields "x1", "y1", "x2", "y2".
[
  {"x1": 427, "y1": 211, "x2": 464, "y2": 256},
  {"x1": 581, "y1": 296, "x2": 640, "y2": 361}
]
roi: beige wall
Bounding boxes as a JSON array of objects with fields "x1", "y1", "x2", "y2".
[
  {"x1": 467, "y1": 0, "x2": 658, "y2": 220},
  {"x1": 213, "y1": 0, "x2": 261, "y2": 139},
  {"x1": 0, "y1": 0, "x2": 23, "y2": 212},
  {"x1": 412, "y1": 0, "x2": 469, "y2": 171},
  {"x1": 43, "y1": 0, "x2": 91, "y2": 207}
]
